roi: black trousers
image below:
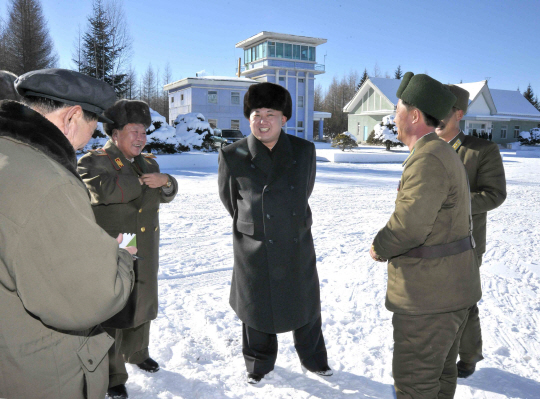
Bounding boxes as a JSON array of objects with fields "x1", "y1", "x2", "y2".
[{"x1": 242, "y1": 315, "x2": 328, "y2": 375}]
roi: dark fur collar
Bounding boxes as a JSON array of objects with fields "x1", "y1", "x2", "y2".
[{"x1": 0, "y1": 100, "x2": 81, "y2": 181}]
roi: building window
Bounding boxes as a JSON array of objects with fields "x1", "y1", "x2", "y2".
[
  {"x1": 297, "y1": 121, "x2": 303, "y2": 128},
  {"x1": 278, "y1": 77, "x2": 285, "y2": 82},
  {"x1": 276, "y1": 42, "x2": 284, "y2": 58},
  {"x1": 231, "y1": 92, "x2": 240, "y2": 105},
  {"x1": 268, "y1": 41, "x2": 276, "y2": 57},
  {"x1": 357, "y1": 122, "x2": 361, "y2": 134},
  {"x1": 298, "y1": 96, "x2": 304, "y2": 108},
  {"x1": 298, "y1": 78, "x2": 304, "y2": 83},
  {"x1": 231, "y1": 120, "x2": 240, "y2": 130},
  {"x1": 208, "y1": 91, "x2": 217, "y2": 104},
  {"x1": 300, "y1": 46, "x2": 308, "y2": 60},
  {"x1": 181, "y1": 94, "x2": 184, "y2": 101},
  {"x1": 285, "y1": 43, "x2": 292, "y2": 58},
  {"x1": 514, "y1": 125, "x2": 520, "y2": 138},
  {"x1": 500, "y1": 125, "x2": 507, "y2": 139},
  {"x1": 171, "y1": 97, "x2": 174, "y2": 103},
  {"x1": 208, "y1": 119, "x2": 217, "y2": 129},
  {"x1": 293, "y1": 45, "x2": 300, "y2": 60}
]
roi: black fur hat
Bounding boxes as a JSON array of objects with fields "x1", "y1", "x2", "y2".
[
  {"x1": 103, "y1": 100, "x2": 152, "y2": 136},
  {"x1": 243, "y1": 82, "x2": 292, "y2": 120}
]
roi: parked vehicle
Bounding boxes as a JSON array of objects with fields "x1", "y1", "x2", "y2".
[{"x1": 212, "y1": 129, "x2": 245, "y2": 148}]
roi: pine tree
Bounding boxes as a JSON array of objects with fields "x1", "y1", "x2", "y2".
[
  {"x1": 394, "y1": 65, "x2": 403, "y2": 79},
  {"x1": 74, "y1": 0, "x2": 129, "y2": 96},
  {"x1": 357, "y1": 68, "x2": 368, "y2": 89},
  {"x1": 523, "y1": 84, "x2": 539, "y2": 110},
  {"x1": 3, "y1": 0, "x2": 57, "y2": 75}
]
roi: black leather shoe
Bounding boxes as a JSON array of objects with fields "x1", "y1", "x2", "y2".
[
  {"x1": 247, "y1": 372, "x2": 264, "y2": 384},
  {"x1": 107, "y1": 384, "x2": 128, "y2": 398},
  {"x1": 457, "y1": 360, "x2": 476, "y2": 378},
  {"x1": 136, "y1": 357, "x2": 160, "y2": 373}
]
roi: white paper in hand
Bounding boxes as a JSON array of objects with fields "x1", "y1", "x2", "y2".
[{"x1": 119, "y1": 233, "x2": 137, "y2": 248}]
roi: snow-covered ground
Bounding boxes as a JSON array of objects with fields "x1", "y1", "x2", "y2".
[{"x1": 123, "y1": 149, "x2": 540, "y2": 399}]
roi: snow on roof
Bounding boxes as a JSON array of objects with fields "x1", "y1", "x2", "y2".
[
  {"x1": 195, "y1": 75, "x2": 255, "y2": 82},
  {"x1": 369, "y1": 77, "x2": 401, "y2": 105},
  {"x1": 490, "y1": 89, "x2": 540, "y2": 116},
  {"x1": 455, "y1": 81, "x2": 486, "y2": 102}
]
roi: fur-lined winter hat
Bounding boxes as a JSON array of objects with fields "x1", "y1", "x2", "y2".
[
  {"x1": 0, "y1": 70, "x2": 20, "y2": 101},
  {"x1": 446, "y1": 84, "x2": 470, "y2": 113},
  {"x1": 103, "y1": 100, "x2": 152, "y2": 136},
  {"x1": 396, "y1": 72, "x2": 456, "y2": 120},
  {"x1": 243, "y1": 82, "x2": 292, "y2": 120}
]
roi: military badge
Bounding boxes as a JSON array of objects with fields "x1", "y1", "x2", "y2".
[
  {"x1": 115, "y1": 158, "x2": 124, "y2": 168},
  {"x1": 452, "y1": 139, "x2": 462, "y2": 151}
]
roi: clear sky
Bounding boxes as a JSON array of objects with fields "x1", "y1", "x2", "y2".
[{"x1": 10, "y1": 0, "x2": 540, "y2": 95}]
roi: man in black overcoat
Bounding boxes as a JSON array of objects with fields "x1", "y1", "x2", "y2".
[{"x1": 218, "y1": 82, "x2": 331, "y2": 384}]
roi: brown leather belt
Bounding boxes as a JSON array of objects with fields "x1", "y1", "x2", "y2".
[{"x1": 402, "y1": 236, "x2": 474, "y2": 259}]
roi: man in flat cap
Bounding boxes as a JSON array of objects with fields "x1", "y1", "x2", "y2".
[
  {"x1": 436, "y1": 84, "x2": 506, "y2": 379},
  {"x1": 0, "y1": 68, "x2": 135, "y2": 399},
  {"x1": 78, "y1": 99, "x2": 178, "y2": 399},
  {"x1": 370, "y1": 72, "x2": 481, "y2": 398},
  {"x1": 218, "y1": 82, "x2": 331, "y2": 384}
]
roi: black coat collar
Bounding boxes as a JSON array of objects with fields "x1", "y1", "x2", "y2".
[
  {"x1": 247, "y1": 131, "x2": 294, "y2": 184},
  {"x1": 0, "y1": 100, "x2": 81, "y2": 182}
]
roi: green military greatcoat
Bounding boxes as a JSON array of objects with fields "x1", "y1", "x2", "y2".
[
  {"x1": 449, "y1": 131, "x2": 506, "y2": 256},
  {"x1": 78, "y1": 140, "x2": 178, "y2": 327}
]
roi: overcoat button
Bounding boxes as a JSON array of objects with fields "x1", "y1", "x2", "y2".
[
  {"x1": 268, "y1": 239, "x2": 274, "y2": 244},
  {"x1": 290, "y1": 185, "x2": 294, "y2": 190},
  {"x1": 141, "y1": 227, "x2": 146, "y2": 232},
  {"x1": 139, "y1": 208, "x2": 143, "y2": 213},
  {"x1": 266, "y1": 214, "x2": 271, "y2": 219},
  {"x1": 292, "y1": 211, "x2": 297, "y2": 216},
  {"x1": 157, "y1": 209, "x2": 160, "y2": 213},
  {"x1": 264, "y1": 188, "x2": 270, "y2": 193},
  {"x1": 293, "y1": 160, "x2": 297, "y2": 164},
  {"x1": 251, "y1": 164, "x2": 256, "y2": 169},
  {"x1": 88, "y1": 359, "x2": 94, "y2": 365},
  {"x1": 293, "y1": 238, "x2": 298, "y2": 243},
  {"x1": 155, "y1": 227, "x2": 159, "y2": 231}
]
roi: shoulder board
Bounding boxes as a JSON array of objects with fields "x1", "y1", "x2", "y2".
[
  {"x1": 142, "y1": 153, "x2": 156, "y2": 159},
  {"x1": 89, "y1": 148, "x2": 107, "y2": 155}
]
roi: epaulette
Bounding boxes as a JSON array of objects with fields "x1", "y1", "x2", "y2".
[
  {"x1": 89, "y1": 148, "x2": 107, "y2": 155},
  {"x1": 142, "y1": 153, "x2": 157, "y2": 159}
]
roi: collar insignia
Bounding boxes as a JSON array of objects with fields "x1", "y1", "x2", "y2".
[
  {"x1": 452, "y1": 139, "x2": 462, "y2": 151},
  {"x1": 115, "y1": 158, "x2": 124, "y2": 168}
]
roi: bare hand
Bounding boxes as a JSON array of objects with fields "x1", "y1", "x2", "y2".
[
  {"x1": 116, "y1": 233, "x2": 123, "y2": 244},
  {"x1": 140, "y1": 173, "x2": 169, "y2": 188},
  {"x1": 370, "y1": 245, "x2": 387, "y2": 262},
  {"x1": 124, "y1": 246, "x2": 138, "y2": 255}
]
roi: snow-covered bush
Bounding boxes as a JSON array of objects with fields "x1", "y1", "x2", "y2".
[
  {"x1": 332, "y1": 131, "x2": 358, "y2": 151},
  {"x1": 368, "y1": 115, "x2": 403, "y2": 150},
  {"x1": 519, "y1": 128, "x2": 540, "y2": 146},
  {"x1": 173, "y1": 113, "x2": 215, "y2": 152},
  {"x1": 145, "y1": 108, "x2": 183, "y2": 153}
]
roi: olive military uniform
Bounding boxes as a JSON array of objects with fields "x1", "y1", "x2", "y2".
[
  {"x1": 78, "y1": 139, "x2": 177, "y2": 387},
  {"x1": 373, "y1": 133, "x2": 482, "y2": 398},
  {"x1": 449, "y1": 131, "x2": 506, "y2": 365},
  {"x1": 0, "y1": 101, "x2": 134, "y2": 399}
]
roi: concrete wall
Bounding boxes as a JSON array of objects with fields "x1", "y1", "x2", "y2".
[{"x1": 347, "y1": 114, "x2": 383, "y2": 142}]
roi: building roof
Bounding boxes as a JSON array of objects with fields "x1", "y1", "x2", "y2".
[
  {"x1": 343, "y1": 77, "x2": 400, "y2": 113},
  {"x1": 490, "y1": 89, "x2": 540, "y2": 117},
  {"x1": 164, "y1": 76, "x2": 256, "y2": 92},
  {"x1": 236, "y1": 31, "x2": 327, "y2": 49}
]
